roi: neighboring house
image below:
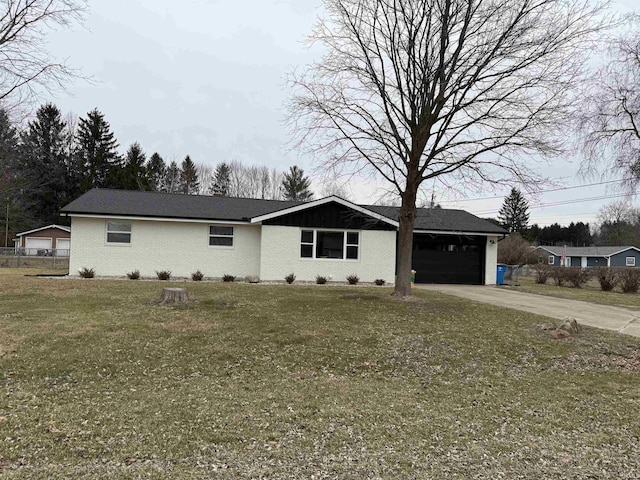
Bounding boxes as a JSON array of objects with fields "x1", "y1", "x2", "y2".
[
  {"x1": 535, "y1": 246, "x2": 640, "y2": 268},
  {"x1": 60, "y1": 189, "x2": 506, "y2": 284},
  {"x1": 13, "y1": 225, "x2": 71, "y2": 257}
]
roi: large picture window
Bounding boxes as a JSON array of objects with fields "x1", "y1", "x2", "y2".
[
  {"x1": 106, "y1": 221, "x2": 131, "y2": 244},
  {"x1": 300, "y1": 230, "x2": 359, "y2": 260},
  {"x1": 209, "y1": 226, "x2": 233, "y2": 247}
]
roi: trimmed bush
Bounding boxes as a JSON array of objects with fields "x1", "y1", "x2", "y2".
[
  {"x1": 222, "y1": 274, "x2": 236, "y2": 282},
  {"x1": 156, "y1": 270, "x2": 171, "y2": 280},
  {"x1": 78, "y1": 267, "x2": 95, "y2": 278},
  {"x1": 346, "y1": 274, "x2": 359, "y2": 285},
  {"x1": 618, "y1": 268, "x2": 640, "y2": 294},
  {"x1": 551, "y1": 267, "x2": 568, "y2": 287},
  {"x1": 594, "y1": 267, "x2": 618, "y2": 291},
  {"x1": 126, "y1": 270, "x2": 140, "y2": 280},
  {"x1": 315, "y1": 275, "x2": 327, "y2": 285},
  {"x1": 374, "y1": 279, "x2": 386, "y2": 286},
  {"x1": 531, "y1": 264, "x2": 552, "y2": 284},
  {"x1": 564, "y1": 267, "x2": 590, "y2": 288},
  {"x1": 284, "y1": 273, "x2": 296, "y2": 284},
  {"x1": 191, "y1": 270, "x2": 204, "y2": 281}
]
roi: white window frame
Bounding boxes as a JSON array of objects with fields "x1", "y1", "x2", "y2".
[
  {"x1": 300, "y1": 228, "x2": 360, "y2": 261},
  {"x1": 626, "y1": 256, "x2": 636, "y2": 267},
  {"x1": 209, "y1": 225, "x2": 234, "y2": 248},
  {"x1": 106, "y1": 221, "x2": 131, "y2": 245},
  {"x1": 548, "y1": 255, "x2": 554, "y2": 265}
]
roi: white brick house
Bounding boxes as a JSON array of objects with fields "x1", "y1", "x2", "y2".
[{"x1": 61, "y1": 189, "x2": 505, "y2": 284}]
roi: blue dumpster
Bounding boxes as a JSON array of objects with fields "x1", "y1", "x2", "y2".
[{"x1": 496, "y1": 264, "x2": 507, "y2": 285}]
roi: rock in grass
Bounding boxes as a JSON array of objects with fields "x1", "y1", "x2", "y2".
[{"x1": 558, "y1": 318, "x2": 580, "y2": 335}]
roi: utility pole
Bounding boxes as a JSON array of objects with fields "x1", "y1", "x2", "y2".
[{"x1": 4, "y1": 201, "x2": 8, "y2": 248}]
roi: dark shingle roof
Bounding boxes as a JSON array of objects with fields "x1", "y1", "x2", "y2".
[
  {"x1": 61, "y1": 189, "x2": 507, "y2": 234},
  {"x1": 365, "y1": 205, "x2": 507, "y2": 234}
]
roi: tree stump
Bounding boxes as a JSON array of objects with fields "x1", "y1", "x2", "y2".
[{"x1": 160, "y1": 287, "x2": 189, "y2": 304}]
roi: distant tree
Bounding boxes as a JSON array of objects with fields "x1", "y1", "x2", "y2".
[
  {"x1": 180, "y1": 155, "x2": 199, "y2": 194},
  {"x1": 0, "y1": 109, "x2": 25, "y2": 244},
  {"x1": 164, "y1": 161, "x2": 180, "y2": 193},
  {"x1": 595, "y1": 201, "x2": 640, "y2": 245},
  {"x1": 281, "y1": 165, "x2": 313, "y2": 201},
  {"x1": 74, "y1": 108, "x2": 120, "y2": 191},
  {"x1": 196, "y1": 163, "x2": 213, "y2": 195},
  {"x1": 497, "y1": 234, "x2": 536, "y2": 265},
  {"x1": 212, "y1": 162, "x2": 231, "y2": 196},
  {"x1": 117, "y1": 143, "x2": 150, "y2": 190},
  {"x1": 498, "y1": 188, "x2": 530, "y2": 233},
  {"x1": 146, "y1": 153, "x2": 166, "y2": 191},
  {"x1": 18, "y1": 103, "x2": 71, "y2": 225}
]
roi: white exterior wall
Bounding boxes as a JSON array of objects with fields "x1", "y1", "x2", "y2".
[
  {"x1": 260, "y1": 225, "x2": 396, "y2": 283},
  {"x1": 69, "y1": 217, "x2": 261, "y2": 278},
  {"x1": 485, "y1": 236, "x2": 499, "y2": 285}
]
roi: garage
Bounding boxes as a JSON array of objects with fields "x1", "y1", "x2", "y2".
[
  {"x1": 25, "y1": 237, "x2": 52, "y2": 255},
  {"x1": 56, "y1": 238, "x2": 70, "y2": 256},
  {"x1": 412, "y1": 234, "x2": 486, "y2": 284}
]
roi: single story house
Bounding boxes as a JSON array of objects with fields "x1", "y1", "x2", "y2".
[
  {"x1": 535, "y1": 246, "x2": 640, "y2": 268},
  {"x1": 60, "y1": 188, "x2": 506, "y2": 284},
  {"x1": 13, "y1": 224, "x2": 71, "y2": 256}
]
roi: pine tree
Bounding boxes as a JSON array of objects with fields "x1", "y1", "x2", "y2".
[
  {"x1": 180, "y1": 155, "x2": 199, "y2": 194},
  {"x1": 146, "y1": 152, "x2": 166, "y2": 191},
  {"x1": 0, "y1": 108, "x2": 26, "y2": 243},
  {"x1": 498, "y1": 188, "x2": 530, "y2": 233},
  {"x1": 281, "y1": 165, "x2": 313, "y2": 201},
  {"x1": 18, "y1": 103, "x2": 71, "y2": 225},
  {"x1": 212, "y1": 162, "x2": 231, "y2": 196},
  {"x1": 116, "y1": 142, "x2": 151, "y2": 190},
  {"x1": 74, "y1": 108, "x2": 120, "y2": 191},
  {"x1": 164, "y1": 161, "x2": 181, "y2": 193}
]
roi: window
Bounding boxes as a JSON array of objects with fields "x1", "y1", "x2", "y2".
[
  {"x1": 548, "y1": 255, "x2": 554, "y2": 265},
  {"x1": 209, "y1": 226, "x2": 233, "y2": 247},
  {"x1": 300, "y1": 229, "x2": 359, "y2": 260},
  {"x1": 106, "y1": 221, "x2": 131, "y2": 244},
  {"x1": 626, "y1": 256, "x2": 636, "y2": 267}
]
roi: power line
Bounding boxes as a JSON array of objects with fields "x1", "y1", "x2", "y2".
[{"x1": 439, "y1": 178, "x2": 629, "y2": 204}]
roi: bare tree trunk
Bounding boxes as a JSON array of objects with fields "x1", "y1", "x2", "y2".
[{"x1": 394, "y1": 179, "x2": 418, "y2": 297}]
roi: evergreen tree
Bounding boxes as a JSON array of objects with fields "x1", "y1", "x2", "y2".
[
  {"x1": 74, "y1": 108, "x2": 120, "y2": 191},
  {"x1": 212, "y1": 162, "x2": 231, "y2": 196},
  {"x1": 164, "y1": 161, "x2": 181, "y2": 193},
  {"x1": 498, "y1": 188, "x2": 530, "y2": 233},
  {"x1": 180, "y1": 155, "x2": 199, "y2": 194},
  {"x1": 117, "y1": 142, "x2": 150, "y2": 190},
  {"x1": 0, "y1": 109, "x2": 26, "y2": 243},
  {"x1": 281, "y1": 165, "x2": 313, "y2": 201},
  {"x1": 147, "y1": 152, "x2": 166, "y2": 191},
  {"x1": 18, "y1": 103, "x2": 71, "y2": 225}
]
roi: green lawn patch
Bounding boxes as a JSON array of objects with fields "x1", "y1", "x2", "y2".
[{"x1": 1, "y1": 274, "x2": 640, "y2": 478}]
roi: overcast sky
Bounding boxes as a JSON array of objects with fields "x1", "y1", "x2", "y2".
[{"x1": 46, "y1": 0, "x2": 639, "y2": 227}]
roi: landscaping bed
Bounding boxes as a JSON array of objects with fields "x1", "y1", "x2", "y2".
[{"x1": 1, "y1": 272, "x2": 639, "y2": 478}]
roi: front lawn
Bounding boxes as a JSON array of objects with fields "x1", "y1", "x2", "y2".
[
  {"x1": 514, "y1": 276, "x2": 640, "y2": 310},
  {"x1": 1, "y1": 273, "x2": 640, "y2": 478}
]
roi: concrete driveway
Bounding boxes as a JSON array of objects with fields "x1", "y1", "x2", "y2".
[{"x1": 417, "y1": 285, "x2": 640, "y2": 338}]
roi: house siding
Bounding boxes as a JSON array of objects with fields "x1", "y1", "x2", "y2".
[
  {"x1": 69, "y1": 217, "x2": 261, "y2": 278},
  {"x1": 586, "y1": 256, "x2": 607, "y2": 267},
  {"x1": 259, "y1": 225, "x2": 396, "y2": 283},
  {"x1": 609, "y1": 250, "x2": 640, "y2": 267}
]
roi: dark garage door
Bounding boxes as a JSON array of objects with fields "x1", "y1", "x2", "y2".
[{"x1": 412, "y1": 234, "x2": 486, "y2": 284}]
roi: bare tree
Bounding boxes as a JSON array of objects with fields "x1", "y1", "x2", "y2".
[
  {"x1": 289, "y1": 0, "x2": 608, "y2": 296},
  {"x1": 0, "y1": 0, "x2": 86, "y2": 114},
  {"x1": 196, "y1": 162, "x2": 213, "y2": 195},
  {"x1": 578, "y1": 18, "x2": 640, "y2": 190}
]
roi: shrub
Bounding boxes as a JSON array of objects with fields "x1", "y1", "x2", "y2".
[
  {"x1": 618, "y1": 268, "x2": 640, "y2": 294},
  {"x1": 346, "y1": 274, "x2": 359, "y2": 285},
  {"x1": 191, "y1": 270, "x2": 204, "y2": 281},
  {"x1": 315, "y1": 275, "x2": 327, "y2": 284},
  {"x1": 551, "y1": 267, "x2": 568, "y2": 287},
  {"x1": 374, "y1": 279, "x2": 386, "y2": 286},
  {"x1": 531, "y1": 264, "x2": 552, "y2": 284},
  {"x1": 285, "y1": 273, "x2": 296, "y2": 284},
  {"x1": 78, "y1": 267, "x2": 95, "y2": 278},
  {"x1": 564, "y1": 267, "x2": 590, "y2": 288},
  {"x1": 156, "y1": 270, "x2": 171, "y2": 280},
  {"x1": 222, "y1": 274, "x2": 236, "y2": 282},
  {"x1": 594, "y1": 267, "x2": 618, "y2": 291},
  {"x1": 126, "y1": 270, "x2": 140, "y2": 280}
]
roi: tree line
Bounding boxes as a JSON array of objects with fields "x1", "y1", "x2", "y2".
[{"x1": 0, "y1": 103, "x2": 314, "y2": 245}]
